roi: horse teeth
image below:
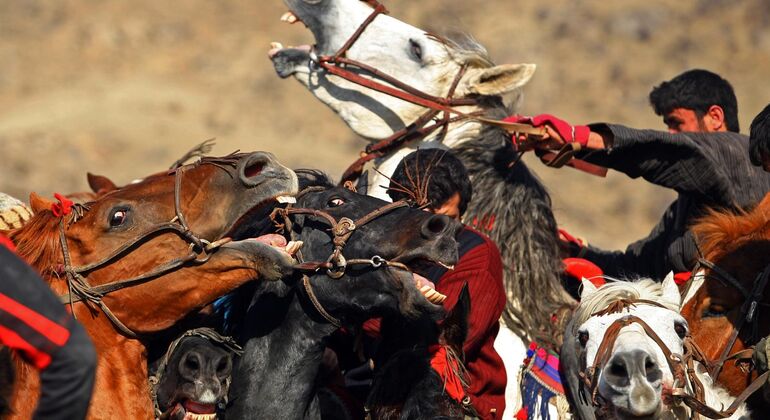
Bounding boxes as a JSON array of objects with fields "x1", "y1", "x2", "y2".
[
  {"x1": 280, "y1": 11, "x2": 299, "y2": 24},
  {"x1": 276, "y1": 195, "x2": 296, "y2": 204},
  {"x1": 270, "y1": 41, "x2": 284, "y2": 50}
]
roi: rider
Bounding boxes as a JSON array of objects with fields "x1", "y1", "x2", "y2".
[
  {"x1": 0, "y1": 234, "x2": 96, "y2": 419},
  {"x1": 749, "y1": 103, "x2": 770, "y2": 172},
  {"x1": 515, "y1": 69, "x2": 770, "y2": 279},
  {"x1": 386, "y1": 149, "x2": 507, "y2": 419}
]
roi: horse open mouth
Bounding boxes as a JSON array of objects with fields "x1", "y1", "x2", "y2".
[
  {"x1": 401, "y1": 256, "x2": 456, "y2": 305},
  {"x1": 164, "y1": 399, "x2": 218, "y2": 420},
  {"x1": 222, "y1": 194, "x2": 297, "y2": 245}
]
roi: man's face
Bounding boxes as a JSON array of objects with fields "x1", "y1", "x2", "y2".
[
  {"x1": 430, "y1": 192, "x2": 462, "y2": 221},
  {"x1": 663, "y1": 108, "x2": 708, "y2": 133}
]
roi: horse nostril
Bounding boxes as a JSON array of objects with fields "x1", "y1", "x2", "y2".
[
  {"x1": 422, "y1": 215, "x2": 449, "y2": 238},
  {"x1": 181, "y1": 352, "x2": 202, "y2": 376},
  {"x1": 216, "y1": 356, "x2": 233, "y2": 378},
  {"x1": 239, "y1": 152, "x2": 277, "y2": 186},
  {"x1": 609, "y1": 360, "x2": 628, "y2": 379},
  {"x1": 245, "y1": 161, "x2": 265, "y2": 178}
]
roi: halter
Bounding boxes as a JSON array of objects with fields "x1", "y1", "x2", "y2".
[
  {"x1": 57, "y1": 163, "x2": 233, "y2": 338},
  {"x1": 149, "y1": 327, "x2": 243, "y2": 419},
  {"x1": 578, "y1": 298, "x2": 769, "y2": 420},
  {"x1": 310, "y1": 0, "x2": 545, "y2": 184},
  {"x1": 270, "y1": 186, "x2": 414, "y2": 326}
]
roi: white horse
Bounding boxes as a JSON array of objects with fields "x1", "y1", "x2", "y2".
[
  {"x1": 270, "y1": 2, "x2": 574, "y2": 417},
  {"x1": 562, "y1": 274, "x2": 749, "y2": 419}
]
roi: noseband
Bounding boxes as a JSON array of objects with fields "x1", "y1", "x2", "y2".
[
  {"x1": 57, "y1": 163, "x2": 232, "y2": 338},
  {"x1": 311, "y1": 0, "x2": 543, "y2": 184},
  {"x1": 579, "y1": 298, "x2": 769, "y2": 419},
  {"x1": 270, "y1": 186, "x2": 415, "y2": 327}
]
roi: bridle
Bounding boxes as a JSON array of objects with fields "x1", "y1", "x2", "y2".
[
  {"x1": 270, "y1": 186, "x2": 414, "y2": 327},
  {"x1": 149, "y1": 327, "x2": 243, "y2": 419},
  {"x1": 307, "y1": 0, "x2": 545, "y2": 184},
  {"x1": 56, "y1": 161, "x2": 234, "y2": 338},
  {"x1": 578, "y1": 298, "x2": 769, "y2": 419},
  {"x1": 693, "y1": 258, "x2": 770, "y2": 380}
]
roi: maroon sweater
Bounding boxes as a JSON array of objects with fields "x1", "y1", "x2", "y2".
[{"x1": 426, "y1": 226, "x2": 507, "y2": 419}]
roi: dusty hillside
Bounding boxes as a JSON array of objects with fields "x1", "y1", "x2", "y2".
[{"x1": 1, "y1": 0, "x2": 768, "y2": 249}]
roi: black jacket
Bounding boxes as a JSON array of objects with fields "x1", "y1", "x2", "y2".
[{"x1": 575, "y1": 124, "x2": 770, "y2": 278}]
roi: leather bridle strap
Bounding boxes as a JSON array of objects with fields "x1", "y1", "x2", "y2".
[
  {"x1": 57, "y1": 164, "x2": 230, "y2": 338},
  {"x1": 703, "y1": 259, "x2": 770, "y2": 379}
]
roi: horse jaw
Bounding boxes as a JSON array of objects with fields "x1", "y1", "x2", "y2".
[{"x1": 272, "y1": 0, "x2": 534, "y2": 142}]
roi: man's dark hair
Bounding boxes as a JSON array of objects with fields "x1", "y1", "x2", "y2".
[
  {"x1": 749, "y1": 103, "x2": 770, "y2": 167},
  {"x1": 387, "y1": 149, "x2": 472, "y2": 216},
  {"x1": 649, "y1": 69, "x2": 740, "y2": 132}
]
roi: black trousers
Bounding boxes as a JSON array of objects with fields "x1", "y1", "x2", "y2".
[{"x1": 0, "y1": 245, "x2": 96, "y2": 420}]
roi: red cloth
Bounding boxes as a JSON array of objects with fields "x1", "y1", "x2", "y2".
[
  {"x1": 0, "y1": 234, "x2": 15, "y2": 252},
  {"x1": 563, "y1": 258, "x2": 605, "y2": 287},
  {"x1": 437, "y1": 227, "x2": 507, "y2": 420},
  {"x1": 504, "y1": 114, "x2": 591, "y2": 147}
]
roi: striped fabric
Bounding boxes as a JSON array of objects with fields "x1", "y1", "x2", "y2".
[{"x1": 576, "y1": 125, "x2": 770, "y2": 279}]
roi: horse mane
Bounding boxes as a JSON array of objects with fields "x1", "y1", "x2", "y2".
[
  {"x1": 572, "y1": 279, "x2": 677, "y2": 331},
  {"x1": 294, "y1": 169, "x2": 335, "y2": 190},
  {"x1": 692, "y1": 194, "x2": 770, "y2": 261},
  {"x1": 8, "y1": 210, "x2": 66, "y2": 275}
]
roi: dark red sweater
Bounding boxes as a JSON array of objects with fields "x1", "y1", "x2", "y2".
[{"x1": 427, "y1": 226, "x2": 507, "y2": 419}]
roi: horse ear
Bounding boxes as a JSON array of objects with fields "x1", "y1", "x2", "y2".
[
  {"x1": 87, "y1": 173, "x2": 117, "y2": 194},
  {"x1": 465, "y1": 63, "x2": 536, "y2": 96},
  {"x1": 439, "y1": 283, "x2": 471, "y2": 352},
  {"x1": 661, "y1": 272, "x2": 682, "y2": 308},
  {"x1": 580, "y1": 278, "x2": 599, "y2": 300},
  {"x1": 29, "y1": 192, "x2": 54, "y2": 213}
]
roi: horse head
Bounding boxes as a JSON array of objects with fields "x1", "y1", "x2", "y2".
[
  {"x1": 682, "y1": 193, "x2": 770, "y2": 397},
  {"x1": 572, "y1": 275, "x2": 691, "y2": 419},
  {"x1": 154, "y1": 329, "x2": 240, "y2": 420},
  {"x1": 287, "y1": 169, "x2": 461, "y2": 322},
  {"x1": 12, "y1": 152, "x2": 298, "y2": 334},
  {"x1": 270, "y1": 0, "x2": 535, "y2": 142}
]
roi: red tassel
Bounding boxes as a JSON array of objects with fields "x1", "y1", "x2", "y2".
[
  {"x1": 515, "y1": 407, "x2": 528, "y2": 420},
  {"x1": 51, "y1": 193, "x2": 74, "y2": 217},
  {"x1": 429, "y1": 345, "x2": 465, "y2": 403}
]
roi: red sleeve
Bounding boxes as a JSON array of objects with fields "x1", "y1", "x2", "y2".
[{"x1": 436, "y1": 229, "x2": 507, "y2": 419}]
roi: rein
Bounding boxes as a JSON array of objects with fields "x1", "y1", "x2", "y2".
[
  {"x1": 56, "y1": 164, "x2": 232, "y2": 338},
  {"x1": 149, "y1": 327, "x2": 243, "y2": 419},
  {"x1": 694, "y1": 258, "x2": 770, "y2": 380},
  {"x1": 270, "y1": 186, "x2": 412, "y2": 327},
  {"x1": 312, "y1": 0, "x2": 544, "y2": 184},
  {"x1": 579, "y1": 298, "x2": 769, "y2": 419}
]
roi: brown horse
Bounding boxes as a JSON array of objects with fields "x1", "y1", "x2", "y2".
[
  {"x1": 681, "y1": 193, "x2": 770, "y2": 409},
  {"x1": 7, "y1": 152, "x2": 298, "y2": 419}
]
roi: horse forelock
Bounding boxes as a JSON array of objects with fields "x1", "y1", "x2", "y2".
[
  {"x1": 435, "y1": 33, "x2": 494, "y2": 69},
  {"x1": 8, "y1": 210, "x2": 66, "y2": 275},
  {"x1": 692, "y1": 196, "x2": 770, "y2": 262},
  {"x1": 572, "y1": 279, "x2": 677, "y2": 332}
]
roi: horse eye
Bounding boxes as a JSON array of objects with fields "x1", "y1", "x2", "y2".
[
  {"x1": 327, "y1": 198, "x2": 345, "y2": 208},
  {"x1": 409, "y1": 39, "x2": 423, "y2": 62},
  {"x1": 703, "y1": 305, "x2": 728, "y2": 319},
  {"x1": 109, "y1": 209, "x2": 128, "y2": 228},
  {"x1": 578, "y1": 331, "x2": 589, "y2": 347},
  {"x1": 674, "y1": 321, "x2": 688, "y2": 339}
]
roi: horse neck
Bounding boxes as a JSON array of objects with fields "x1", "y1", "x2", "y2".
[
  {"x1": 10, "y1": 308, "x2": 152, "y2": 419},
  {"x1": 229, "y1": 289, "x2": 337, "y2": 419},
  {"x1": 690, "y1": 362, "x2": 750, "y2": 419}
]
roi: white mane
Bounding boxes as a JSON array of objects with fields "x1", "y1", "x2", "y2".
[{"x1": 572, "y1": 278, "x2": 679, "y2": 333}]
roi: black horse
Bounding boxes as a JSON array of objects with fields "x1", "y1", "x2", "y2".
[
  {"x1": 366, "y1": 285, "x2": 471, "y2": 419},
  {"x1": 223, "y1": 170, "x2": 461, "y2": 419},
  {"x1": 151, "y1": 328, "x2": 242, "y2": 420}
]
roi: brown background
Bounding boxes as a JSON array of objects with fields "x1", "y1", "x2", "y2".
[{"x1": 1, "y1": 0, "x2": 768, "y2": 249}]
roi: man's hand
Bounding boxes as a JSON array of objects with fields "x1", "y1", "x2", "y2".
[{"x1": 504, "y1": 114, "x2": 606, "y2": 151}]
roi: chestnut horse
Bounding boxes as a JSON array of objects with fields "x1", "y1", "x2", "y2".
[
  {"x1": 681, "y1": 193, "x2": 770, "y2": 411},
  {"x1": 7, "y1": 152, "x2": 298, "y2": 419}
]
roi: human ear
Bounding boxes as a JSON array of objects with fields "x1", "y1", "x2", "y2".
[{"x1": 705, "y1": 105, "x2": 725, "y2": 131}]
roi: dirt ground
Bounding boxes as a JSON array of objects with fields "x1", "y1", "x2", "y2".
[{"x1": 1, "y1": 0, "x2": 769, "y2": 249}]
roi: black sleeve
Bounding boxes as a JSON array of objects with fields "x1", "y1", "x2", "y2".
[
  {"x1": 578, "y1": 125, "x2": 742, "y2": 206},
  {"x1": 579, "y1": 202, "x2": 677, "y2": 279}
]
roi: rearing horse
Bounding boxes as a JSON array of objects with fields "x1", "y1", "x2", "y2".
[{"x1": 7, "y1": 152, "x2": 298, "y2": 419}]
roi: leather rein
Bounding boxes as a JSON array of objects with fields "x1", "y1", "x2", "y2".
[
  {"x1": 309, "y1": 0, "x2": 546, "y2": 184},
  {"x1": 56, "y1": 163, "x2": 232, "y2": 338},
  {"x1": 579, "y1": 298, "x2": 769, "y2": 419},
  {"x1": 270, "y1": 186, "x2": 413, "y2": 327}
]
